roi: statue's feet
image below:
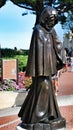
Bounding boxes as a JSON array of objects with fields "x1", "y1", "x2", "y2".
[
  {"x1": 16, "y1": 117, "x2": 66, "y2": 130},
  {"x1": 50, "y1": 117, "x2": 66, "y2": 130},
  {"x1": 16, "y1": 123, "x2": 27, "y2": 130}
]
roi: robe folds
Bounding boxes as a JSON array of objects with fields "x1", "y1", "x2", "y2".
[
  {"x1": 25, "y1": 25, "x2": 66, "y2": 77},
  {"x1": 18, "y1": 76, "x2": 62, "y2": 124}
]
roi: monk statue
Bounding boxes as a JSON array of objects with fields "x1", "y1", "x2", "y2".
[{"x1": 18, "y1": 6, "x2": 66, "y2": 130}]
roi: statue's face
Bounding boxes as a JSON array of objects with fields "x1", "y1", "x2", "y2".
[
  {"x1": 45, "y1": 11, "x2": 58, "y2": 30},
  {"x1": 45, "y1": 15, "x2": 57, "y2": 29},
  {"x1": 40, "y1": 6, "x2": 58, "y2": 31}
]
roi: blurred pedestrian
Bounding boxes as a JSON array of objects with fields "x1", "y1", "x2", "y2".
[{"x1": 52, "y1": 70, "x2": 61, "y2": 95}]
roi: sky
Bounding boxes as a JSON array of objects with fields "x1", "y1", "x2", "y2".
[{"x1": 0, "y1": 1, "x2": 65, "y2": 50}]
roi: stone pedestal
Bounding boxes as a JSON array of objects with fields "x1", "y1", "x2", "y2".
[
  {"x1": 16, "y1": 118, "x2": 67, "y2": 130},
  {"x1": 16, "y1": 124, "x2": 68, "y2": 130}
]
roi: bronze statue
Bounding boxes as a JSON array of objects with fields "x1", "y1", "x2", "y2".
[{"x1": 18, "y1": 6, "x2": 66, "y2": 130}]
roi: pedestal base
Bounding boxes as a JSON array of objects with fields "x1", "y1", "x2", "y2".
[
  {"x1": 16, "y1": 118, "x2": 66, "y2": 130},
  {"x1": 16, "y1": 125, "x2": 68, "y2": 130}
]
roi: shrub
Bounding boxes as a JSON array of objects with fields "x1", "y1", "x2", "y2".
[{"x1": 18, "y1": 71, "x2": 32, "y2": 89}]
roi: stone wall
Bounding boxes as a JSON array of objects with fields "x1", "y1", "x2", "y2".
[{"x1": 0, "y1": 91, "x2": 27, "y2": 109}]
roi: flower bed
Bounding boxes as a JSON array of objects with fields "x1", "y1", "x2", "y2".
[
  {"x1": 0, "y1": 71, "x2": 32, "y2": 91},
  {"x1": 0, "y1": 71, "x2": 32, "y2": 109},
  {"x1": 18, "y1": 71, "x2": 32, "y2": 90}
]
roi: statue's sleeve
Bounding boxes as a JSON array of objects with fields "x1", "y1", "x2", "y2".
[{"x1": 51, "y1": 29, "x2": 66, "y2": 70}]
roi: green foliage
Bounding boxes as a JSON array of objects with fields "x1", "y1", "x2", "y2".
[
  {"x1": 1, "y1": 48, "x2": 28, "y2": 71},
  {"x1": 25, "y1": 77, "x2": 32, "y2": 89},
  {"x1": 1, "y1": 48, "x2": 29, "y2": 58},
  {"x1": 11, "y1": 0, "x2": 37, "y2": 11},
  {"x1": 15, "y1": 55, "x2": 28, "y2": 71},
  {"x1": 11, "y1": 0, "x2": 36, "y2": 4},
  {"x1": 1, "y1": 48, "x2": 16, "y2": 57},
  {"x1": 0, "y1": 0, "x2": 6, "y2": 8},
  {"x1": 61, "y1": 0, "x2": 73, "y2": 2}
]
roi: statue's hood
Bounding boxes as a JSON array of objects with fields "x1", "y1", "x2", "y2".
[{"x1": 39, "y1": 6, "x2": 58, "y2": 26}]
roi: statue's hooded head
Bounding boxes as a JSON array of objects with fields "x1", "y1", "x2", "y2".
[{"x1": 39, "y1": 6, "x2": 58, "y2": 31}]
